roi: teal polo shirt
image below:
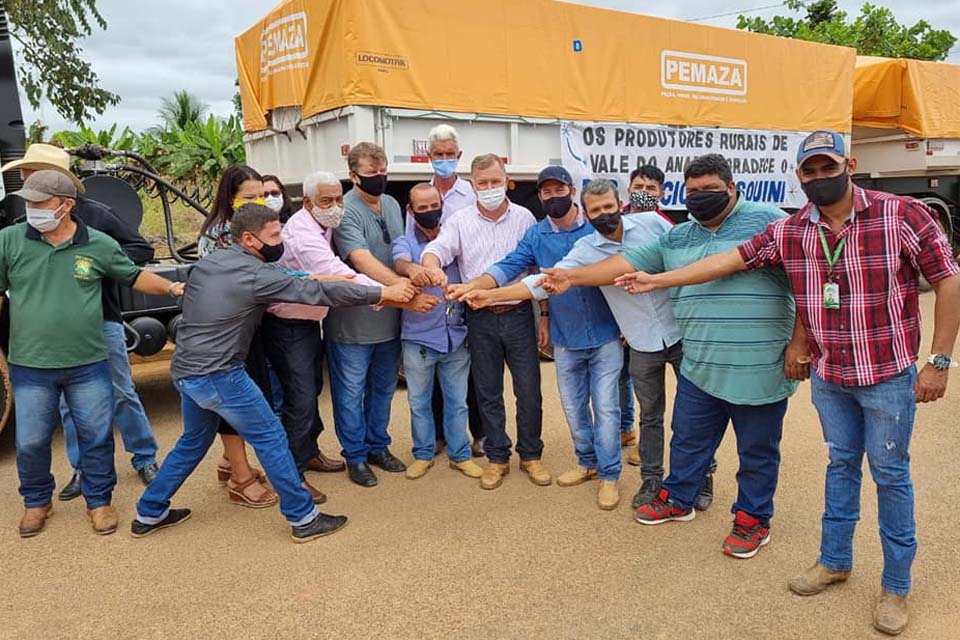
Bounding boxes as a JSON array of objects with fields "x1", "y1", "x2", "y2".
[
  {"x1": 0, "y1": 220, "x2": 141, "y2": 368},
  {"x1": 622, "y1": 197, "x2": 798, "y2": 405}
]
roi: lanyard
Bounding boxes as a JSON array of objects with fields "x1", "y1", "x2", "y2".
[{"x1": 817, "y1": 226, "x2": 846, "y2": 280}]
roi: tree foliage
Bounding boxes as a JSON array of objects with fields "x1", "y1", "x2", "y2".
[
  {"x1": 7, "y1": 0, "x2": 120, "y2": 124},
  {"x1": 156, "y1": 90, "x2": 208, "y2": 131},
  {"x1": 737, "y1": 1, "x2": 957, "y2": 61}
]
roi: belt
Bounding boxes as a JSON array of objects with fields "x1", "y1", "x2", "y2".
[{"x1": 485, "y1": 303, "x2": 521, "y2": 315}]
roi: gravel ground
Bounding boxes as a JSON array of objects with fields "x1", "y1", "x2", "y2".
[{"x1": 0, "y1": 293, "x2": 956, "y2": 639}]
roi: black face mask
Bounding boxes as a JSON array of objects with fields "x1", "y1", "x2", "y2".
[
  {"x1": 541, "y1": 194, "x2": 573, "y2": 219},
  {"x1": 686, "y1": 190, "x2": 731, "y2": 222},
  {"x1": 801, "y1": 170, "x2": 849, "y2": 207},
  {"x1": 356, "y1": 173, "x2": 388, "y2": 197},
  {"x1": 589, "y1": 211, "x2": 621, "y2": 236},
  {"x1": 255, "y1": 237, "x2": 285, "y2": 263},
  {"x1": 414, "y1": 207, "x2": 442, "y2": 230}
]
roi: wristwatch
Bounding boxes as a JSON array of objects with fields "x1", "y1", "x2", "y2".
[{"x1": 927, "y1": 354, "x2": 957, "y2": 370}]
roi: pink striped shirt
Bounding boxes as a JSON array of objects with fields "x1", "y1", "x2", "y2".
[
  {"x1": 267, "y1": 208, "x2": 382, "y2": 321},
  {"x1": 422, "y1": 201, "x2": 536, "y2": 282}
]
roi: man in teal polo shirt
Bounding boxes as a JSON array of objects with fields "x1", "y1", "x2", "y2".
[
  {"x1": 1, "y1": 171, "x2": 183, "y2": 537},
  {"x1": 540, "y1": 154, "x2": 803, "y2": 559}
]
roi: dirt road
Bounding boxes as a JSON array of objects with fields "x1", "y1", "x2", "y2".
[{"x1": 0, "y1": 293, "x2": 957, "y2": 639}]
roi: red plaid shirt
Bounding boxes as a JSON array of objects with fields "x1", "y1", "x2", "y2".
[{"x1": 738, "y1": 186, "x2": 960, "y2": 387}]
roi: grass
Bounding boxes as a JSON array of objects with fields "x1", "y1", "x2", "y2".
[{"x1": 139, "y1": 193, "x2": 206, "y2": 258}]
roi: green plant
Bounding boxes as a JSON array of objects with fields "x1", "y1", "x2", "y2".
[
  {"x1": 51, "y1": 123, "x2": 137, "y2": 150},
  {"x1": 156, "y1": 90, "x2": 208, "y2": 132}
]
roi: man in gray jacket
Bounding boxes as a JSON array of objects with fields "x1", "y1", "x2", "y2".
[{"x1": 132, "y1": 204, "x2": 415, "y2": 543}]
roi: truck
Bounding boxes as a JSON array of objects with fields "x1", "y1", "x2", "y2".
[
  {"x1": 236, "y1": 0, "x2": 856, "y2": 217},
  {"x1": 850, "y1": 56, "x2": 960, "y2": 251}
]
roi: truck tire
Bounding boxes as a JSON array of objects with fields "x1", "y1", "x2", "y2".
[{"x1": 0, "y1": 348, "x2": 13, "y2": 437}]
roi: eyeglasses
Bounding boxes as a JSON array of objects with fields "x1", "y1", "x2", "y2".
[
  {"x1": 375, "y1": 217, "x2": 391, "y2": 244},
  {"x1": 264, "y1": 190, "x2": 283, "y2": 198}
]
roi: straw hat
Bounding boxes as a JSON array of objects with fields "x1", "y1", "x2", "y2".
[{"x1": 0, "y1": 143, "x2": 85, "y2": 193}]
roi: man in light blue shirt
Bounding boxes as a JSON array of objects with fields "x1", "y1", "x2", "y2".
[{"x1": 523, "y1": 180, "x2": 713, "y2": 511}]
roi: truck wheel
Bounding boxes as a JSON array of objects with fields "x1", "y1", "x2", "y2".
[{"x1": 0, "y1": 349, "x2": 13, "y2": 437}]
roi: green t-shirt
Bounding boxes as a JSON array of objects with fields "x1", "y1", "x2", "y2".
[
  {"x1": 621, "y1": 197, "x2": 798, "y2": 406},
  {"x1": 0, "y1": 220, "x2": 141, "y2": 368}
]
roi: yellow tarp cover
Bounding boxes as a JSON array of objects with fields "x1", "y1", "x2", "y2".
[
  {"x1": 854, "y1": 56, "x2": 960, "y2": 138},
  {"x1": 237, "y1": 0, "x2": 855, "y2": 134}
]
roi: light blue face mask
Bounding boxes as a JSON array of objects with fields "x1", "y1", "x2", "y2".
[{"x1": 431, "y1": 158, "x2": 458, "y2": 178}]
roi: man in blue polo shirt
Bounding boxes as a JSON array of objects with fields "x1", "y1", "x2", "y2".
[
  {"x1": 540, "y1": 155, "x2": 802, "y2": 558},
  {"x1": 453, "y1": 166, "x2": 624, "y2": 510},
  {"x1": 393, "y1": 183, "x2": 484, "y2": 481}
]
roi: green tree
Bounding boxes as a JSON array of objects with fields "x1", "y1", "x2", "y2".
[
  {"x1": 737, "y1": 1, "x2": 957, "y2": 61},
  {"x1": 156, "y1": 90, "x2": 208, "y2": 131},
  {"x1": 6, "y1": 0, "x2": 120, "y2": 124}
]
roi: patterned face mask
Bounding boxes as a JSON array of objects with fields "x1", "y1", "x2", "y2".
[{"x1": 630, "y1": 191, "x2": 660, "y2": 212}]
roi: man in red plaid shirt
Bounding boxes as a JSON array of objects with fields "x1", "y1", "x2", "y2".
[{"x1": 614, "y1": 130, "x2": 960, "y2": 637}]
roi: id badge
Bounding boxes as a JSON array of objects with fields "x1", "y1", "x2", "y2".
[{"x1": 823, "y1": 282, "x2": 840, "y2": 309}]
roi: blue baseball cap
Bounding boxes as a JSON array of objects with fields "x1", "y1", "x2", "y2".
[
  {"x1": 796, "y1": 130, "x2": 846, "y2": 168},
  {"x1": 537, "y1": 165, "x2": 573, "y2": 187}
]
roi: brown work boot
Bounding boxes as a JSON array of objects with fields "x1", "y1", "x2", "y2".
[
  {"x1": 625, "y1": 448, "x2": 641, "y2": 466},
  {"x1": 480, "y1": 462, "x2": 510, "y2": 490},
  {"x1": 788, "y1": 562, "x2": 850, "y2": 596},
  {"x1": 449, "y1": 459, "x2": 484, "y2": 478},
  {"x1": 597, "y1": 480, "x2": 620, "y2": 510},
  {"x1": 19, "y1": 505, "x2": 53, "y2": 538},
  {"x1": 86, "y1": 506, "x2": 118, "y2": 535},
  {"x1": 405, "y1": 459, "x2": 434, "y2": 480},
  {"x1": 873, "y1": 591, "x2": 908, "y2": 636},
  {"x1": 556, "y1": 466, "x2": 597, "y2": 487},
  {"x1": 519, "y1": 459, "x2": 552, "y2": 486},
  {"x1": 302, "y1": 479, "x2": 327, "y2": 505},
  {"x1": 621, "y1": 429, "x2": 638, "y2": 448}
]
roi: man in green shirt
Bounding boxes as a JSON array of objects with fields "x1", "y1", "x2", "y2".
[
  {"x1": 540, "y1": 155, "x2": 802, "y2": 560},
  {"x1": 2, "y1": 171, "x2": 183, "y2": 538}
]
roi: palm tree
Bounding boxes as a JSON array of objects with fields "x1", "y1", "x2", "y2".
[{"x1": 156, "y1": 90, "x2": 208, "y2": 131}]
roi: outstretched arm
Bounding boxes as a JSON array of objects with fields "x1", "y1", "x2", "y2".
[
  {"x1": 460, "y1": 281, "x2": 533, "y2": 309},
  {"x1": 615, "y1": 248, "x2": 746, "y2": 294},
  {"x1": 539, "y1": 254, "x2": 635, "y2": 295}
]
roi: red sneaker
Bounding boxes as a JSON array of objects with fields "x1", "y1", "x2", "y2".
[
  {"x1": 723, "y1": 510, "x2": 771, "y2": 559},
  {"x1": 634, "y1": 488, "x2": 696, "y2": 525}
]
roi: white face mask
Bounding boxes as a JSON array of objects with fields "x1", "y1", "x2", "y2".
[
  {"x1": 310, "y1": 204, "x2": 344, "y2": 229},
  {"x1": 26, "y1": 204, "x2": 65, "y2": 233},
  {"x1": 264, "y1": 194, "x2": 284, "y2": 213},
  {"x1": 476, "y1": 186, "x2": 507, "y2": 211}
]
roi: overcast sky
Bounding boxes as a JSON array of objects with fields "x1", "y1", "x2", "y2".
[{"x1": 19, "y1": 0, "x2": 960, "y2": 133}]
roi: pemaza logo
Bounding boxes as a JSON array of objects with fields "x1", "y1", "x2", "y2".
[
  {"x1": 260, "y1": 11, "x2": 308, "y2": 75},
  {"x1": 660, "y1": 50, "x2": 747, "y2": 97}
]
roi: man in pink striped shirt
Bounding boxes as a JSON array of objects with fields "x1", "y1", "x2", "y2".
[{"x1": 262, "y1": 171, "x2": 383, "y2": 499}]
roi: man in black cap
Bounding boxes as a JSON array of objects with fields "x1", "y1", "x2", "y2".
[{"x1": 0, "y1": 170, "x2": 183, "y2": 538}]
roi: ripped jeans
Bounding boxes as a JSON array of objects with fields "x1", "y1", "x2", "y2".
[{"x1": 811, "y1": 365, "x2": 917, "y2": 596}]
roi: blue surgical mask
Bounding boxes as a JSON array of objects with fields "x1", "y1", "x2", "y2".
[{"x1": 431, "y1": 158, "x2": 458, "y2": 179}]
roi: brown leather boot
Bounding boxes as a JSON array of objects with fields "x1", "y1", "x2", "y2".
[
  {"x1": 874, "y1": 591, "x2": 908, "y2": 636},
  {"x1": 480, "y1": 462, "x2": 510, "y2": 490},
  {"x1": 788, "y1": 562, "x2": 850, "y2": 596},
  {"x1": 519, "y1": 459, "x2": 553, "y2": 486},
  {"x1": 302, "y1": 479, "x2": 327, "y2": 505},
  {"x1": 307, "y1": 448, "x2": 346, "y2": 473},
  {"x1": 87, "y1": 506, "x2": 118, "y2": 535},
  {"x1": 19, "y1": 505, "x2": 53, "y2": 538}
]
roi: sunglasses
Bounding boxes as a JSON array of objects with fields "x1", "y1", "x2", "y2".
[
  {"x1": 375, "y1": 217, "x2": 391, "y2": 244},
  {"x1": 264, "y1": 190, "x2": 283, "y2": 198}
]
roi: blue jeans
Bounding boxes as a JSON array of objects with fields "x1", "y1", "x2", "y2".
[
  {"x1": 11, "y1": 360, "x2": 116, "y2": 509},
  {"x1": 663, "y1": 374, "x2": 786, "y2": 522},
  {"x1": 403, "y1": 341, "x2": 471, "y2": 462},
  {"x1": 326, "y1": 339, "x2": 401, "y2": 465},
  {"x1": 811, "y1": 366, "x2": 917, "y2": 596},
  {"x1": 554, "y1": 339, "x2": 623, "y2": 481},
  {"x1": 619, "y1": 347, "x2": 635, "y2": 433},
  {"x1": 61, "y1": 321, "x2": 158, "y2": 472},
  {"x1": 137, "y1": 366, "x2": 317, "y2": 527}
]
